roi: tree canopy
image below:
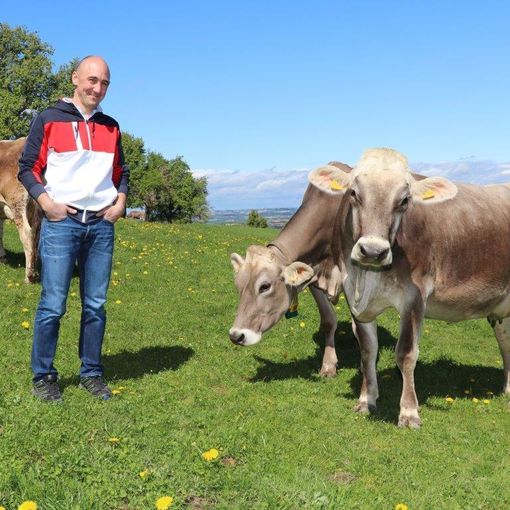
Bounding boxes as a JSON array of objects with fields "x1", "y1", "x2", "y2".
[
  {"x1": 0, "y1": 23, "x2": 75, "y2": 139},
  {"x1": 247, "y1": 210, "x2": 268, "y2": 228}
]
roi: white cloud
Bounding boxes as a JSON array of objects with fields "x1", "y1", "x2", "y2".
[{"x1": 194, "y1": 159, "x2": 510, "y2": 210}]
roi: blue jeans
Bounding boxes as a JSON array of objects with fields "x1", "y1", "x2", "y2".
[{"x1": 32, "y1": 216, "x2": 114, "y2": 382}]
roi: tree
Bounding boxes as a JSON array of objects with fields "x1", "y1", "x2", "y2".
[
  {"x1": 0, "y1": 23, "x2": 76, "y2": 139},
  {"x1": 122, "y1": 132, "x2": 209, "y2": 223},
  {"x1": 247, "y1": 210, "x2": 268, "y2": 228}
]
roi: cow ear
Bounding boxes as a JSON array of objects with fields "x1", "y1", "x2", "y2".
[
  {"x1": 230, "y1": 253, "x2": 244, "y2": 273},
  {"x1": 283, "y1": 262, "x2": 315, "y2": 289},
  {"x1": 411, "y1": 176, "x2": 458, "y2": 204},
  {"x1": 308, "y1": 165, "x2": 350, "y2": 195}
]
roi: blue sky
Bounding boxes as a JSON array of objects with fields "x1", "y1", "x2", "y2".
[{"x1": 3, "y1": 1, "x2": 510, "y2": 210}]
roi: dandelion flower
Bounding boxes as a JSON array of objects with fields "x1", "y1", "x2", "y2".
[
  {"x1": 139, "y1": 468, "x2": 149, "y2": 479},
  {"x1": 472, "y1": 398, "x2": 479, "y2": 403},
  {"x1": 299, "y1": 321, "x2": 305, "y2": 328},
  {"x1": 202, "y1": 448, "x2": 219, "y2": 461},
  {"x1": 1, "y1": 506, "x2": 6, "y2": 510},
  {"x1": 395, "y1": 504, "x2": 408, "y2": 510},
  {"x1": 112, "y1": 389, "x2": 121, "y2": 395},
  {"x1": 18, "y1": 502, "x2": 38, "y2": 510},
  {"x1": 108, "y1": 437, "x2": 121, "y2": 443},
  {"x1": 445, "y1": 397, "x2": 455, "y2": 403},
  {"x1": 22, "y1": 307, "x2": 29, "y2": 312},
  {"x1": 155, "y1": 496, "x2": 174, "y2": 509},
  {"x1": 483, "y1": 399, "x2": 490, "y2": 404},
  {"x1": 115, "y1": 299, "x2": 122, "y2": 304},
  {"x1": 21, "y1": 321, "x2": 30, "y2": 329}
]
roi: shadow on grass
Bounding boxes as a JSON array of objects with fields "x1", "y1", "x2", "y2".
[
  {"x1": 1, "y1": 248, "x2": 26, "y2": 271},
  {"x1": 249, "y1": 320, "x2": 395, "y2": 382},
  {"x1": 344, "y1": 357, "x2": 505, "y2": 426},
  {"x1": 59, "y1": 345, "x2": 194, "y2": 389}
]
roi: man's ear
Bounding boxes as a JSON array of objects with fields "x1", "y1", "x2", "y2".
[
  {"x1": 308, "y1": 165, "x2": 351, "y2": 195},
  {"x1": 282, "y1": 262, "x2": 315, "y2": 290},
  {"x1": 230, "y1": 253, "x2": 244, "y2": 273},
  {"x1": 411, "y1": 176, "x2": 458, "y2": 204}
]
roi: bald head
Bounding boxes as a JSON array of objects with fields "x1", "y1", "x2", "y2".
[{"x1": 72, "y1": 55, "x2": 111, "y2": 114}]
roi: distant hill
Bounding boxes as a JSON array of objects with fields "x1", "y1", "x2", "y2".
[{"x1": 207, "y1": 208, "x2": 297, "y2": 228}]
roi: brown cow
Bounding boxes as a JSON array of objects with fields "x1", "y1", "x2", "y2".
[
  {"x1": 0, "y1": 138, "x2": 41, "y2": 283},
  {"x1": 308, "y1": 148, "x2": 510, "y2": 428},
  {"x1": 229, "y1": 163, "x2": 351, "y2": 376}
]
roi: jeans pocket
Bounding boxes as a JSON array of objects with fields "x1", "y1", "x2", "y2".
[{"x1": 46, "y1": 216, "x2": 69, "y2": 223}]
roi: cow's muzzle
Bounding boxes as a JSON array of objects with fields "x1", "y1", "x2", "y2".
[
  {"x1": 351, "y1": 236, "x2": 392, "y2": 267},
  {"x1": 229, "y1": 327, "x2": 261, "y2": 346}
]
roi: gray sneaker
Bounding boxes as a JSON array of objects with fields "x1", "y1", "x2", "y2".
[
  {"x1": 79, "y1": 376, "x2": 112, "y2": 400},
  {"x1": 32, "y1": 374, "x2": 62, "y2": 402}
]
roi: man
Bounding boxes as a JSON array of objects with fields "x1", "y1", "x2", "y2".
[{"x1": 18, "y1": 55, "x2": 129, "y2": 402}]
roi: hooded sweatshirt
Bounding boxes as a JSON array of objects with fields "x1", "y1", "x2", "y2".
[{"x1": 18, "y1": 99, "x2": 129, "y2": 212}]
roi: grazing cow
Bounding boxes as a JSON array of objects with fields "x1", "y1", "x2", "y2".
[
  {"x1": 127, "y1": 210, "x2": 146, "y2": 220},
  {"x1": 308, "y1": 147, "x2": 510, "y2": 428},
  {"x1": 0, "y1": 138, "x2": 41, "y2": 283},
  {"x1": 229, "y1": 163, "x2": 352, "y2": 376}
]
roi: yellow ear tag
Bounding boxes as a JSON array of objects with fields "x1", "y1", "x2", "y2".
[
  {"x1": 330, "y1": 179, "x2": 344, "y2": 191},
  {"x1": 421, "y1": 189, "x2": 435, "y2": 200}
]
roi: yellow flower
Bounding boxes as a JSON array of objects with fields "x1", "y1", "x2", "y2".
[
  {"x1": 483, "y1": 399, "x2": 490, "y2": 404},
  {"x1": 115, "y1": 299, "x2": 122, "y2": 304},
  {"x1": 395, "y1": 504, "x2": 409, "y2": 510},
  {"x1": 112, "y1": 389, "x2": 121, "y2": 395},
  {"x1": 21, "y1": 321, "x2": 30, "y2": 329},
  {"x1": 299, "y1": 321, "x2": 305, "y2": 328},
  {"x1": 202, "y1": 448, "x2": 219, "y2": 461},
  {"x1": 70, "y1": 291, "x2": 77, "y2": 297},
  {"x1": 22, "y1": 307, "x2": 29, "y2": 312},
  {"x1": 108, "y1": 437, "x2": 121, "y2": 443},
  {"x1": 1, "y1": 505, "x2": 6, "y2": 510},
  {"x1": 445, "y1": 397, "x2": 455, "y2": 403},
  {"x1": 472, "y1": 398, "x2": 479, "y2": 403},
  {"x1": 155, "y1": 496, "x2": 174, "y2": 509},
  {"x1": 18, "y1": 502, "x2": 38, "y2": 510},
  {"x1": 139, "y1": 468, "x2": 149, "y2": 479}
]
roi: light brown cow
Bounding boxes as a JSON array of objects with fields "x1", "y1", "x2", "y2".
[
  {"x1": 0, "y1": 137, "x2": 41, "y2": 283},
  {"x1": 229, "y1": 163, "x2": 351, "y2": 376},
  {"x1": 308, "y1": 148, "x2": 510, "y2": 428}
]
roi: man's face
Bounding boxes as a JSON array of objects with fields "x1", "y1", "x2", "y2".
[{"x1": 72, "y1": 57, "x2": 110, "y2": 113}]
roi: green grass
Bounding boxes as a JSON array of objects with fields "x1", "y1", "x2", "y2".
[{"x1": 1, "y1": 219, "x2": 509, "y2": 510}]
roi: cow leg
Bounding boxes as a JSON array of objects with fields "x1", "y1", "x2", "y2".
[
  {"x1": 395, "y1": 309, "x2": 423, "y2": 429},
  {"x1": 352, "y1": 318, "x2": 379, "y2": 413},
  {"x1": 13, "y1": 210, "x2": 36, "y2": 283},
  {"x1": 489, "y1": 318, "x2": 510, "y2": 395},
  {"x1": 310, "y1": 286, "x2": 338, "y2": 377},
  {"x1": 0, "y1": 218, "x2": 6, "y2": 261}
]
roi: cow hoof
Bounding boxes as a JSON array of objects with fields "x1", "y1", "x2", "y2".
[
  {"x1": 354, "y1": 401, "x2": 376, "y2": 414},
  {"x1": 26, "y1": 274, "x2": 38, "y2": 284},
  {"x1": 398, "y1": 415, "x2": 421, "y2": 429},
  {"x1": 319, "y1": 365, "x2": 337, "y2": 377}
]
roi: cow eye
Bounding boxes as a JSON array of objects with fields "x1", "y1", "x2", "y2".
[
  {"x1": 259, "y1": 283, "x2": 271, "y2": 294},
  {"x1": 399, "y1": 196, "x2": 410, "y2": 209}
]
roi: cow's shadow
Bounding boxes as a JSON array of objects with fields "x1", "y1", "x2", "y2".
[
  {"x1": 344, "y1": 358, "x2": 504, "y2": 425},
  {"x1": 249, "y1": 320, "x2": 504, "y2": 425},
  {"x1": 250, "y1": 320, "x2": 395, "y2": 382},
  {"x1": 59, "y1": 345, "x2": 194, "y2": 389},
  {"x1": 0, "y1": 248, "x2": 26, "y2": 271}
]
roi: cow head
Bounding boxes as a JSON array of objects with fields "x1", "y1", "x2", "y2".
[
  {"x1": 229, "y1": 245, "x2": 315, "y2": 346},
  {"x1": 308, "y1": 149, "x2": 458, "y2": 269}
]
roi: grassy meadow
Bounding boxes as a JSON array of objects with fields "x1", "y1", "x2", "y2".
[{"x1": 0, "y1": 219, "x2": 509, "y2": 510}]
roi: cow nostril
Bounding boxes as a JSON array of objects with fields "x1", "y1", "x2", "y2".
[
  {"x1": 359, "y1": 244, "x2": 367, "y2": 257},
  {"x1": 230, "y1": 332, "x2": 245, "y2": 345},
  {"x1": 377, "y1": 248, "x2": 389, "y2": 261}
]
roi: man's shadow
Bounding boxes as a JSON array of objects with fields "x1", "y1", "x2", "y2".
[{"x1": 60, "y1": 345, "x2": 194, "y2": 389}]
